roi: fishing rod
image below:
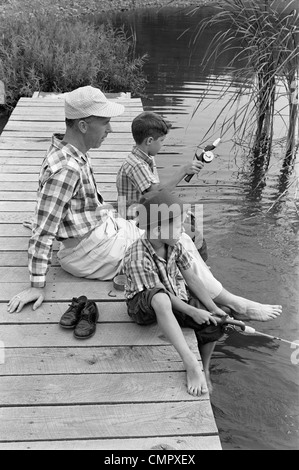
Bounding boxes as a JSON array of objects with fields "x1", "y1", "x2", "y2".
[
  {"x1": 221, "y1": 317, "x2": 297, "y2": 347},
  {"x1": 184, "y1": 137, "x2": 221, "y2": 183}
]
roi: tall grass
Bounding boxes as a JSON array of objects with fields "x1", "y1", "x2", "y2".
[
  {"x1": 189, "y1": 0, "x2": 299, "y2": 169},
  {"x1": 0, "y1": 9, "x2": 148, "y2": 111}
]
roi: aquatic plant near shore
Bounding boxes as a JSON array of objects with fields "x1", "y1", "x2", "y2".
[
  {"x1": 0, "y1": 10, "x2": 148, "y2": 111},
  {"x1": 189, "y1": 0, "x2": 299, "y2": 171}
]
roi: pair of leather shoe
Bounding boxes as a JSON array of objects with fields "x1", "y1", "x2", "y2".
[{"x1": 59, "y1": 296, "x2": 99, "y2": 340}]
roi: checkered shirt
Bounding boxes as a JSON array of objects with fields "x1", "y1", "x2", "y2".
[
  {"x1": 123, "y1": 238, "x2": 193, "y2": 301},
  {"x1": 116, "y1": 146, "x2": 160, "y2": 205},
  {"x1": 28, "y1": 134, "x2": 106, "y2": 288}
]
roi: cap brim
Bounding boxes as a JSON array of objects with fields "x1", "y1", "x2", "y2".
[{"x1": 92, "y1": 100, "x2": 125, "y2": 118}]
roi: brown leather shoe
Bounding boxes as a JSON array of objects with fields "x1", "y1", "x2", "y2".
[
  {"x1": 59, "y1": 296, "x2": 87, "y2": 329},
  {"x1": 74, "y1": 300, "x2": 99, "y2": 340}
]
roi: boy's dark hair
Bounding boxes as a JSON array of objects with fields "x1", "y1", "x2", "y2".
[{"x1": 132, "y1": 111, "x2": 172, "y2": 145}]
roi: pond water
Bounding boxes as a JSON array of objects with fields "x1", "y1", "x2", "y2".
[{"x1": 100, "y1": 5, "x2": 299, "y2": 450}]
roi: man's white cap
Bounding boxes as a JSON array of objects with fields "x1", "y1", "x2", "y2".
[{"x1": 64, "y1": 85, "x2": 125, "y2": 119}]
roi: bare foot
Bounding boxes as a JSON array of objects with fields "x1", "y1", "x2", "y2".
[
  {"x1": 232, "y1": 296, "x2": 282, "y2": 322},
  {"x1": 186, "y1": 362, "x2": 208, "y2": 397}
]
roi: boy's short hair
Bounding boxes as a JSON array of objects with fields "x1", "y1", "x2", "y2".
[{"x1": 132, "y1": 111, "x2": 172, "y2": 145}]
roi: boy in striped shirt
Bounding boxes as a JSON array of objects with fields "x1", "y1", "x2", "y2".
[
  {"x1": 123, "y1": 190, "x2": 227, "y2": 396},
  {"x1": 116, "y1": 111, "x2": 208, "y2": 260}
]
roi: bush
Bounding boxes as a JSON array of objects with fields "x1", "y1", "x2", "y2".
[{"x1": 0, "y1": 9, "x2": 148, "y2": 111}]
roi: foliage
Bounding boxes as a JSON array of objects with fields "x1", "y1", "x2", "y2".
[{"x1": 0, "y1": 8, "x2": 148, "y2": 111}]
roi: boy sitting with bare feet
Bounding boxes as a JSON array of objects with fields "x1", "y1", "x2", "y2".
[{"x1": 123, "y1": 190, "x2": 228, "y2": 396}]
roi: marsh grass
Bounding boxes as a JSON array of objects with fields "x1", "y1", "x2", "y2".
[
  {"x1": 0, "y1": 8, "x2": 148, "y2": 111},
  {"x1": 188, "y1": 0, "x2": 299, "y2": 169}
]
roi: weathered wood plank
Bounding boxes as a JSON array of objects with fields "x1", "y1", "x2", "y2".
[
  {"x1": 0, "y1": 158, "x2": 125, "y2": 168},
  {"x1": 0, "y1": 131, "x2": 134, "y2": 141},
  {"x1": 0, "y1": 166, "x2": 121, "y2": 176},
  {"x1": 0, "y1": 238, "x2": 59, "y2": 250},
  {"x1": 0, "y1": 251, "x2": 60, "y2": 266},
  {"x1": 0, "y1": 435, "x2": 222, "y2": 450},
  {"x1": 0, "y1": 182, "x2": 116, "y2": 192},
  {"x1": 0, "y1": 402, "x2": 218, "y2": 442},
  {"x1": 0, "y1": 173, "x2": 117, "y2": 182},
  {"x1": 0, "y1": 301, "x2": 130, "y2": 324},
  {"x1": 0, "y1": 346, "x2": 192, "y2": 376},
  {"x1": 4, "y1": 121, "x2": 132, "y2": 133},
  {"x1": 0, "y1": 190, "x2": 117, "y2": 201},
  {"x1": 0, "y1": 323, "x2": 195, "y2": 348},
  {"x1": 0, "y1": 281, "x2": 126, "y2": 301},
  {"x1": 0, "y1": 372, "x2": 208, "y2": 406},
  {"x1": 0, "y1": 139, "x2": 133, "y2": 150}
]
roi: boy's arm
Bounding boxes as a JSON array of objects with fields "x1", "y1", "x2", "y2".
[
  {"x1": 181, "y1": 266, "x2": 227, "y2": 317},
  {"x1": 145, "y1": 159, "x2": 204, "y2": 193}
]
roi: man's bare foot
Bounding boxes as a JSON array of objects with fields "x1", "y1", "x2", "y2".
[
  {"x1": 231, "y1": 296, "x2": 282, "y2": 322},
  {"x1": 186, "y1": 362, "x2": 208, "y2": 397}
]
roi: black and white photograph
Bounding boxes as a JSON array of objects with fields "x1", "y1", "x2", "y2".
[{"x1": 0, "y1": 0, "x2": 298, "y2": 452}]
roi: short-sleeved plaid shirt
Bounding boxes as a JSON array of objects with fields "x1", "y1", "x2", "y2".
[
  {"x1": 123, "y1": 237, "x2": 193, "y2": 301},
  {"x1": 28, "y1": 134, "x2": 107, "y2": 288},
  {"x1": 116, "y1": 146, "x2": 160, "y2": 205}
]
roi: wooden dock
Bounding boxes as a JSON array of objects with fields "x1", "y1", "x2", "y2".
[{"x1": 0, "y1": 93, "x2": 222, "y2": 450}]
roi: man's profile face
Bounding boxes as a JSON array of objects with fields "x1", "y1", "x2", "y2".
[{"x1": 82, "y1": 116, "x2": 112, "y2": 149}]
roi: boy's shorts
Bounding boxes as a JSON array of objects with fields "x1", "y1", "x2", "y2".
[{"x1": 126, "y1": 287, "x2": 224, "y2": 346}]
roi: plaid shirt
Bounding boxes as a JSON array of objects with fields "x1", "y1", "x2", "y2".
[
  {"x1": 116, "y1": 146, "x2": 160, "y2": 205},
  {"x1": 123, "y1": 238, "x2": 193, "y2": 301},
  {"x1": 28, "y1": 134, "x2": 107, "y2": 288}
]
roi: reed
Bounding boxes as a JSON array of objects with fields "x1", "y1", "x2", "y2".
[
  {"x1": 189, "y1": 0, "x2": 299, "y2": 168},
  {"x1": 0, "y1": 9, "x2": 148, "y2": 111}
]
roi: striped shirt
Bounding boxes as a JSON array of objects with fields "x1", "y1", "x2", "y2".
[
  {"x1": 28, "y1": 134, "x2": 107, "y2": 288},
  {"x1": 116, "y1": 146, "x2": 160, "y2": 205},
  {"x1": 123, "y1": 238, "x2": 193, "y2": 301}
]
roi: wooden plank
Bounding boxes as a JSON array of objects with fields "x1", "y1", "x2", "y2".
[
  {"x1": 10, "y1": 113, "x2": 140, "y2": 122},
  {"x1": 0, "y1": 190, "x2": 117, "y2": 201},
  {"x1": 17, "y1": 97, "x2": 142, "y2": 105},
  {"x1": 0, "y1": 281, "x2": 127, "y2": 301},
  {"x1": 0, "y1": 149, "x2": 130, "y2": 158},
  {"x1": 0, "y1": 402, "x2": 218, "y2": 442},
  {"x1": 0, "y1": 238, "x2": 59, "y2": 251},
  {"x1": 0, "y1": 131, "x2": 134, "y2": 141},
  {"x1": 0, "y1": 139, "x2": 133, "y2": 150},
  {"x1": 0, "y1": 173, "x2": 117, "y2": 182},
  {"x1": 0, "y1": 157, "x2": 125, "y2": 166},
  {"x1": 0, "y1": 301, "x2": 130, "y2": 324},
  {"x1": 0, "y1": 435, "x2": 222, "y2": 450},
  {"x1": 0, "y1": 372, "x2": 207, "y2": 406},
  {"x1": 0, "y1": 346, "x2": 191, "y2": 376},
  {"x1": 0, "y1": 182, "x2": 116, "y2": 192},
  {"x1": 0, "y1": 252, "x2": 60, "y2": 266},
  {"x1": 0, "y1": 224, "x2": 33, "y2": 236},
  {"x1": 0, "y1": 323, "x2": 195, "y2": 348},
  {"x1": 0, "y1": 166, "x2": 121, "y2": 175},
  {"x1": 4, "y1": 121, "x2": 132, "y2": 132}
]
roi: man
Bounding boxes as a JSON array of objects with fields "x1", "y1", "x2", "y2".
[{"x1": 7, "y1": 86, "x2": 282, "y2": 327}]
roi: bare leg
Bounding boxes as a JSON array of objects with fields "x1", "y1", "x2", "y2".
[
  {"x1": 214, "y1": 288, "x2": 282, "y2": 322},
  {"x1": 199, "y1": 341, "x2": 217, "y2": 394},
  {"x1": 151, "y1": 293, "x2": 208, "y2": 397}
]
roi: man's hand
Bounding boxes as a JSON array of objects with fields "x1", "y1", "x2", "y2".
[
  {"x1": 184, "y1": 160, "x2": 204, "y2": 176},
  {"x1": 7, "y1": 287, "x2": 46, "y2": 313}
]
